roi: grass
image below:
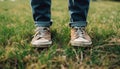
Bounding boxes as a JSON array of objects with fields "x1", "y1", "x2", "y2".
[{"x1": 0, "y1": 0, "x2": 120, "y2": 69}]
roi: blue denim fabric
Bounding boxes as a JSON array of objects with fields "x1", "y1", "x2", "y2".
[{"x1": 30, "y1": 0, "x2": 90, "y2": 27}]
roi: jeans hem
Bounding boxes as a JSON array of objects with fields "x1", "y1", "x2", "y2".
[
  {"x1": 69, "y1": 21, "x2": 87, "y2": 27},
  {"x1": 35, "y1": 21, "x2": 52, "y2": 27}
]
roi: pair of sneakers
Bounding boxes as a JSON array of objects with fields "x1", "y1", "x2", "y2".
[{"x1": 31, "y1": 27, "x2": 92, "y2": 47}]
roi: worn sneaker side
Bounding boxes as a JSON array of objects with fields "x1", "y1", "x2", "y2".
[
  {"x1": 70, "y1": 27, "x2": 92, "y2": 47},
  {"x1": 31, "y1": 27, "x2": 52, "y2": 47}
]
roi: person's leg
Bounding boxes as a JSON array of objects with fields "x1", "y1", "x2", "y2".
[
  {"x1": 69, "y1": 0, "x2": 90, "y2": 27},
  {"x1": 69, "y1": 0, "x2": 92, "y2": 46},
  {"x1": 31, "y1": 0, "x2": 52, "y2": 27},
  {"x1": 31, "y1": 0, "x2": 52, "y2": 47}
]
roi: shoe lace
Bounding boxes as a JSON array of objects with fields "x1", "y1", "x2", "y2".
[
  {"x1": 34, "y1": 27, "x2": 48, "y2": 38},
  {"x1": 74, "y1": 27, "x2": 84, "y2": 38}
]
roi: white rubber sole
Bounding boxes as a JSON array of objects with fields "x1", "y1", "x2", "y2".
[
  {"x1": 31, "y1": 41, "x2": 52, "y2": 48},
  {"x1": 70, "y1": 41, "x2": 92, "y2": 47}
]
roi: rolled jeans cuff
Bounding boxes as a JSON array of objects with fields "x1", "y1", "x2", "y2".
[
  {"x1": 69, "y1": 21, "x2": 87, "y2": 27},
  {"x1": 35, "y1": 21, "x2": 52, "y2": 27}
]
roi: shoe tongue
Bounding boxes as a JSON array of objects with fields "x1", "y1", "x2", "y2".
[
  {"x1": 38, "y1": 27, "x2": 46, "y2": 29},
  {"x1": 73, "y1": 26, "x2": 85, "y2": 28},
  {"x1": 74, "y1": 27, "x2": 80, "y2": 29},
  {"x1": 35, "y1": 27, "x2": 44, "y2": 32},
  {"x1": 37, "y1": 27, "x2": 49, "y2": 30}
]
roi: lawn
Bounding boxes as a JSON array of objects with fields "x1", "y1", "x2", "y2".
[{"x1": 0, "y1": 0, "x2": 120, "y2": 69}]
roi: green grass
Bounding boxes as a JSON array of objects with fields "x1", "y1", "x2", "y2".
[{"x1": 0, "y1": 0, "x2": 120, "y2": 69}]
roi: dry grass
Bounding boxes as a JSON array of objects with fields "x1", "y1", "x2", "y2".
[{"x1": 0, "y1": 0, "x2": 120, "y2": 69}]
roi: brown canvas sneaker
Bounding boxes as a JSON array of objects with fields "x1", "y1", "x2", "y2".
[
  {"x1": 70, "y1": 27, "x2": 92, "y2": 47},
  {"x1": 31, "y1": 27, "x2": 52, "y2": 47}
]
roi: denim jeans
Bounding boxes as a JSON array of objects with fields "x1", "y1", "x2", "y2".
[{"x1": 30, "y1": 0, "x2": 90, "y2": 27}]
